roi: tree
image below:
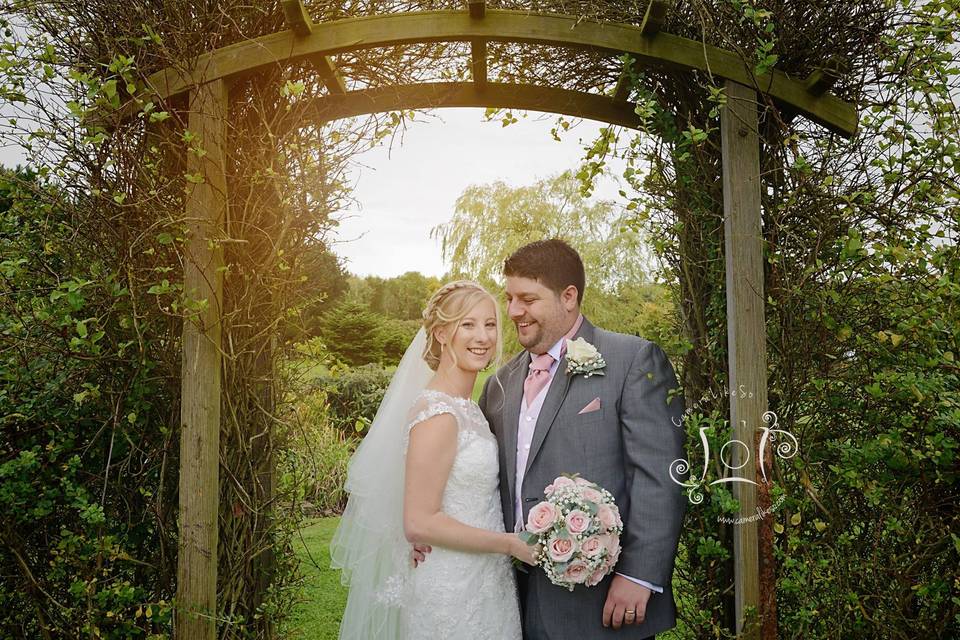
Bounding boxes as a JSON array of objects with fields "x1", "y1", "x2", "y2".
[
  {"x1": 293, "y1": 241, "x2": 350, "y2": 340},
  {"x1": 319, "y1": 300, "x2": 388, "y2": 366},
  {"x1": 433, "y1": 170, "x2": 651, "y2": 294},
  {"x1": 344, "y1": 272, "x2": 441, "y2": 322},
  {"x1": 432, "y1": 171, "x2": 673, "y2": 354},
  {"x1": 369, "y1": 271, "x2": 442, "y2": 321}
]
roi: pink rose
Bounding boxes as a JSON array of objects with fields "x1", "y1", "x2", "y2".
[
  {"x1": 580, "y1": 536, "x2": 606, "y2": 558},
  {"x1": 580, "y1": 487, "x2": 603, "y2": 504},
  {"x1": 596, "y1": 504, "x2": 617, "y2": 530},
  {"x1": 601, "y1": 533, "x2": 621, "y2": 557},
  {"x1": 565, "y1": 510, "x2": 592, "y2": 535},
  {"x1": 585, "y1": 563, "x2": 610, "y2": 587},
  {"x1": 603, "y1": 534, "x2": 622, "y2": 565},
  {"x1": 547, "y1": 536, "x2": 576, "y2": 563},
  {"x1": 544, "y1": 483, "x2": 556, "y2": 497},
  {"x1": 574, "y1": 477, "x2": 594, "y2": 487},
  {"x1": 526, "y1": 501, "x2": 559, "y2": 534},
  {"x1": 580, "y1": 535, "x2": 604, "y2": 558},
  {"x1": 601, "y1": 532, "x2": 620, "y2": 550},
  {"x1": 563, "y1": 560, "x2": 590, "y2": 584},
  {"x1": 552, "y1": 476, "x2": 576, "y2": 491},
  {"x1": 609, "y1": 547, "x2": 621, "y2": 565}
]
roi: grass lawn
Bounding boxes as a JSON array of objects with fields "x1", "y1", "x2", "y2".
[
  {"x1": 284, "y1": 518, "x2": 688, "y2": 639},
  {"x1": 282, "y1": 517, "x2": 348, "y2": 640}
]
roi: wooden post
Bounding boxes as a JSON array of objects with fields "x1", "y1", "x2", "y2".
[
  {"x1": 721, "y1": 79, "x2": 772, "y2": 640},
  {"x1": 176, "y1": 77, "x2": 228, "y2": 640}
]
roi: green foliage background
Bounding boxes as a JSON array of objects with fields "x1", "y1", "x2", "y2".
[
  {"x1": 1, "y1": 169, "x2": 180, "y2": 637},
  {"x1": 1, "y1": 0, "x2": 958, "y2": 639}
]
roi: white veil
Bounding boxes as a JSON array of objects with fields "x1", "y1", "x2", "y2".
[{"x1": 330, "y1": 328, "x2": 433, "y2": 639}]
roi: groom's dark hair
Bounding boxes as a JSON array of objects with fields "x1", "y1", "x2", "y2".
[{"x1": 503, "y1": 239, "x2": 585, "y2": 305}]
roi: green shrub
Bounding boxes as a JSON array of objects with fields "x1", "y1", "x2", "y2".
[
  {"x1": 310, "y1": 364, "x2": 393, "y2": 438},
  {"x1": 283, "y1": 389, "x2": 357, "y2": 515},
  {"x1": 0, "y1": 169, "x2": 178, "y2": 638}
]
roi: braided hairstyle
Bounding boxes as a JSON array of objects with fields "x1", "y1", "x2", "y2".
[{"x1": 421, "y1": 280, "x2": 502, "y2": 371}]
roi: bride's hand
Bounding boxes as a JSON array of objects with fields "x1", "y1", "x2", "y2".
[{"x1": 509, "y1": 534, "x2": 538, "y2": 565}]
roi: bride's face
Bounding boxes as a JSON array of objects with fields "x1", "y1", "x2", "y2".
[{"x1": 438, "y1": 297, "x2": 498, "y2": 373}]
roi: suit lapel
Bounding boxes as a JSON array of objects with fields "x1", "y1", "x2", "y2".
[
  {"x1": 524, "y1": 319, "x2": 597, "y2": 476},
  {"x1": 501, "y1": 352, "x2": 528, "y2": 514}
]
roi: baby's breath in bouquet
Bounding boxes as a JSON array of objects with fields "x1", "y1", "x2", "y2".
[{"x1": 521, "y1": 474, "x2": 623, "y2": 591}]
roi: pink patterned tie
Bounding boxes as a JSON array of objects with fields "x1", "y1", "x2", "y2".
[{"x1": 523, "y1": 352, "x2": 556, "y2": 405}]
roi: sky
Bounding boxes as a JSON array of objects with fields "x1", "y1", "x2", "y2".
[
  {"x1": 0, "y1": 107, "x2": 629, "y2": 279},
  {"x1": 327, "y1": 108, "x2": 627, "y2": 278}
]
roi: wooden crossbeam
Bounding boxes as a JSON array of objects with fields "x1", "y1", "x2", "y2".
[
  {"x1": 308, "y1": 54, "x2": 347, "y2": 94},
  {"x1": 471, "y1": 39, "x2": 488, "y2": 86},
  {"x1": 282, "y1": 1, "x2": 346, "y2": 95},
  {"x1": 805, "y1": 56, "x2": 848, "y2": 97},
  {"x1": 296, "y1": 82, "x2": 645, "y2": 130},
  {"x1": 468, "y1": 0, "x2": 486, "y2": 19},
  {"x1": 282, "y1": 0, "x2": 313, "y2": 36},
  {"x1": 640, "y1": 0, "x2": 670, "y2": 36},
  {"x1": 141, "y1": 11, "x2": 859, "y2": 136}
]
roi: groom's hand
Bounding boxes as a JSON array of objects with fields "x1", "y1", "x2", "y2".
[
  {"x1": 410, "y1": 543, "x2": 432, "y2": 568},
  {"x1": 602, "y1": 575, "x2": 651, "y2": 629}
]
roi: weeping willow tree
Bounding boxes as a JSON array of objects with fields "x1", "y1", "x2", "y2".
[{"x1": 432, "y1": 170, "x2": 671, "y2": 355}]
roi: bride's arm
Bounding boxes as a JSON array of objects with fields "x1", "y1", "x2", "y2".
[{"x1": 403, "y1": 413, "x2": 532, "y2": 563}]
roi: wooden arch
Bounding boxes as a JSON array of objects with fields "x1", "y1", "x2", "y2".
[
  {"x1": 167, "y1": 2, "x2": 856, "y2": 639},
  {"x1": 149, "y1": 5, "x2": 855, "y2": 135}
]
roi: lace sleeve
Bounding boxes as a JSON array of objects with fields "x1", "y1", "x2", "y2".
[{"x1": 403, "y1": 400, "x2": 459, "y2": 452}]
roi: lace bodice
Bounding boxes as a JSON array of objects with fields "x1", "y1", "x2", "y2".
[
  {"x1": 402, "y1": 390, "x2": 501, "y2": 526},
  {"x1": 396, "y1": 389, "x2": 521, "y2": 640}
]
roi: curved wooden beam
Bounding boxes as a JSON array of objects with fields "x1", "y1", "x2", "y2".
[
  {"x1": 285, "y1": 81, "x2": 644, "y2": 130},
  {"x1": 146, "y1": 10, "x2": 856, "y2": 136}
]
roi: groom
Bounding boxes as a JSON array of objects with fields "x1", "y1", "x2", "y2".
[
  {"x1": 412, "y1": 239, "x2": 686, "y2": 637},
  {"x1": 481, "y1": 239, "x2": 686, "y2": 639}
]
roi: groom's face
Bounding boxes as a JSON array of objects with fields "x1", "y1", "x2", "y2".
[{"x1": 505, "y1": 276, "x2": 576, "y2": 354}]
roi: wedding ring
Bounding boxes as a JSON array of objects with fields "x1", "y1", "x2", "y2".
[{"x1": 624, "y1": 609, "x2": 636, "y2": 616}]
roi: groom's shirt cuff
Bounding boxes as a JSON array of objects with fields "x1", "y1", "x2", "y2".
[{"x1": 616, "y1": 572, "x2": 663, "y2": 593}]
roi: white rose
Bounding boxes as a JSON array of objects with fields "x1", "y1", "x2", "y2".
[{"x1": 566, "y1": 337, "x2": 598, "y2": 362}]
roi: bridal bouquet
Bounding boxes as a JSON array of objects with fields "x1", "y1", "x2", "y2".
[{"x1": 520, "y1": 474, "x2": 623, "y2": 591}]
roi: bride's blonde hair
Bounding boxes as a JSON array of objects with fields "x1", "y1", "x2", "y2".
[{"x1": 421, "y1": 280, "x2": 502, "y2": 372}]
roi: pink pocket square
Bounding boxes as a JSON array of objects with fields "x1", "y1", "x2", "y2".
[{"x1": 578, "y1": 397, "x2": 601, "y2": 415}]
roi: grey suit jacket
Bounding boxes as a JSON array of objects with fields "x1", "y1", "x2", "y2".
[{"x1": 479, "y1": 318, "x2": 686, "y2": 639}]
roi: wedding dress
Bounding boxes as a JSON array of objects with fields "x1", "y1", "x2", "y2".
[
  {"x1": 330, "y1": 329, "x2": 522, "y2": 640},
  {"x1": 397, "y1": 389, "x2": 522, "y2": 639}
]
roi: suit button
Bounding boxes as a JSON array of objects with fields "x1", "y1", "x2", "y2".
[{"x1": 524, "y1": 497, "x2": 537, "y2": 503}]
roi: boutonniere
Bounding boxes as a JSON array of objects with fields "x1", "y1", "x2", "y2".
[{"x1": 565, "y1": 337, "x2": 606, "y2": 378}]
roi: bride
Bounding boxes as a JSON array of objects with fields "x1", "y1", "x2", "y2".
[{"x1": 330, "y1": 280, "x2": 531, "y2": 639}]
